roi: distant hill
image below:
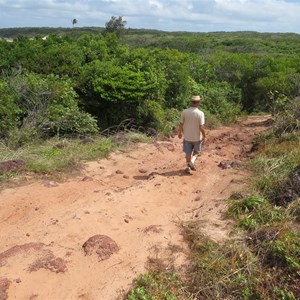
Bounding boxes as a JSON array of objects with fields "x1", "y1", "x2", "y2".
[{"x1": 1, "y1": 27, "x2": 300, "y2": 56}]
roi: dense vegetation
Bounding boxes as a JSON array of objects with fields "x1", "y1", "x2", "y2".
[{"x1": 1, "y1": 28, "x2": 299, "y2": 147}]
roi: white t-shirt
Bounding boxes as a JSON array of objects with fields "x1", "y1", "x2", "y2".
[{"x1": 180, "y1": 107, "x2": 205, "y2": 142}]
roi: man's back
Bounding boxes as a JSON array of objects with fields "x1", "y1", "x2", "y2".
[{"x1": 181, "y1": 107, "x2": 205, "y2": 142}]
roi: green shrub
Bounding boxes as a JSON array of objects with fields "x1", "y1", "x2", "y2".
[
  {"x1": 0, "y1": 80, "x2": 21, "y2": 137},
  {"x1": 228, "y1": 195, "x2": 268, "y2": 217},
  {"x1": 137, "y1": 100, "x2": 164, "y2": 129},
  {"x1": 228, "y1": 195, "x2": 285, "y2": 231},
  {"x1": 248, "y1": 133, "x2": 300, "y2": 201},
  {"x1": 5, "y1": 72, "x2": 98, "y2": 144},
  {"x1": 265, "y1": 228, "x2": 300, "y2": 275},
  {"x1": 199, "y1": 81, "x2": 242, "y2": 124},
  {"x1": 127, "y1": 271, "x2": 190, "y2": 300}
]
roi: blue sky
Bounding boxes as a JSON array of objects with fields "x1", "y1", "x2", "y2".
[{"x1": 1, "y1": 0, "x2": 300, "y2": 33}]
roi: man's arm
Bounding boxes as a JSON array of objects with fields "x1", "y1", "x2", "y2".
[
  {"x1": 200, "y1": 125, "x2": 206, "y2": 143},
  {"x1": 178, "y1": 123, "x2": 183, "y2": 139}
]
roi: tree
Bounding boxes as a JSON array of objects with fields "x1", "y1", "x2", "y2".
[
  {"x1": 104, "y1": 16, "x2": 127, "y2": 37},
  {"x1": 72, "y1": 19, "x2": 78, "y2": 28}
]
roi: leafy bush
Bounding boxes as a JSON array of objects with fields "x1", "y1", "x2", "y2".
[
  {"x1": 0, "y1": 80, "x2": 21, "y2": 137},
  {"x1": 4, "y1": 72, "x2": 98, "y2": 146},
  {"x1": 137, "y1": 100, "x2": 164, "y2": 128},
  {"x1": 199, "y1": 82, "x2": 242, "y2": 124}
]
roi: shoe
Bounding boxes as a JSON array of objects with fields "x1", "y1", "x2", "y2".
[
  {"x1": 189, "y1": 162, "x2": 196, "y2": 171},
  {"x1": 185, "y1": 166, "x2": 191, "y2": 174}
]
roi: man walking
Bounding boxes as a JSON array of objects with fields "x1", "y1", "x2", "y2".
[{"x1": 178, "y1": 95, "x2": 206, "y2": 174}]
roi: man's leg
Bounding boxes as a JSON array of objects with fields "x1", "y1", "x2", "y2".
[
  {"x1": 183, "y1": 140, "x2": 193, "y2": 173},
  {"x1": 189, "y1": 141, "x2": 201, "y2": 170},
  {"x1": 186, "y1": 153, "x2": 192, "y2": 164}
]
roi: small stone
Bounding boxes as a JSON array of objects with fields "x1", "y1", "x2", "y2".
[
  {"x1": 116, "y1": 170, "x2": 124, "y2": 174},
  {"x1": 80, "y1": 137, "x2": 94, "y2": 144},
  {"x1": 43, "y1": 181, "x2": 59, "y2": 188},
  {"x1": 82, "y1": 176, "x2": 93, "y2": 181},
  {"x1": 54, "y1": 142, "x2": 68, "y2": 149}
]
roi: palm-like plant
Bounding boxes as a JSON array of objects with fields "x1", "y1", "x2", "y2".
[{"x1": 72, "y1": 19, "x2": 78, "y2": 28}]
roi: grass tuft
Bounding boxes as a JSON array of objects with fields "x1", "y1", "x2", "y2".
[{"x1": 0, "y1": 131, "x2": 152, "y2": 184}]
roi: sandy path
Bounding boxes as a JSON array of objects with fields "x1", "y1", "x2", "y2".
[{"x1": 0, "y1": 116, "x2": 271, "y2": 300}]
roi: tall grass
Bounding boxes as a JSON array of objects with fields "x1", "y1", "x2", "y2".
[
  {"x1": 0, "y1": 131, "x2": 153, "y2": 183},
  {"x1": 248, "y1": 131, "x2": 300, "y2": 201}
]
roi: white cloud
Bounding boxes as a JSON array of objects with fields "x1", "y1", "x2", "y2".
[{"x1": 0, "y1": 0, "x2": 299, "y2": 32}]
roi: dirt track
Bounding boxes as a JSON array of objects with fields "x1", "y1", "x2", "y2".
[{"x1": 0, "y1": 116, "x2": 271, "y2": 300}]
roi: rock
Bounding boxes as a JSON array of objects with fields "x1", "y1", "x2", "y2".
[
  {"x1": 0, "y1": 242, "x2": 67, "y2": 274},
  {"x1": 82, "y1": 176, "x2": 93, "y2": 181},
  {"x1": 143, "y1": 225, "x2": 163, "y2": 234},
  {"x1": 0, "y1": 278, "x2": 10, "y2": 300},
  {"x1": 147, "y1": 172, "x2": 157, "y2": 180},
  {"x1": 0, "y1": 243, "x2": 45, "y2": 267},
  {"x1": 43, "y1": 181, "x2": 59, "y2": 188},
  {"x1": 82, "y1": 235, "x2": 119, "y2": 260},
  {"x1": 116, "y1": 170, "x2": 124, "y2": 174},
  {"x1": 80, "y1": 137, "x2": 94, "y2": 144},
  {"x1": 0, "y1": 159, "x2": 26, "y2": 174},
  {"x1": 218, "y1": 160, "x2": 241, "y2": 169},
  {"x1": 123, "y1": 175, "x2": 130, "y2": 179},
  {"x1": 111, "y1": 132, "x2": 128, "y2": 143},
  {"x1": 138, "y1": 168, "x2": 147, "y2": 174},
  {"x1": 146, "y1": 128, "x2": 157, "y2": 137},
  {"x1": 29, "y1": 254, "x2": 67, "y2": 273},
  {"x1": 54, "y1": 142, "x2": 68, "y2": 149}
]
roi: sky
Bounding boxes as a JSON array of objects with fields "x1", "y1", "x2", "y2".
[{"x1": 1, "y1": 0, "x2": 300, "y2": 33}]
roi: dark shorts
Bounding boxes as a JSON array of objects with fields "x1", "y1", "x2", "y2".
[{"x1": 183, "y1": 140, "x2": 201, "y2": 155}]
